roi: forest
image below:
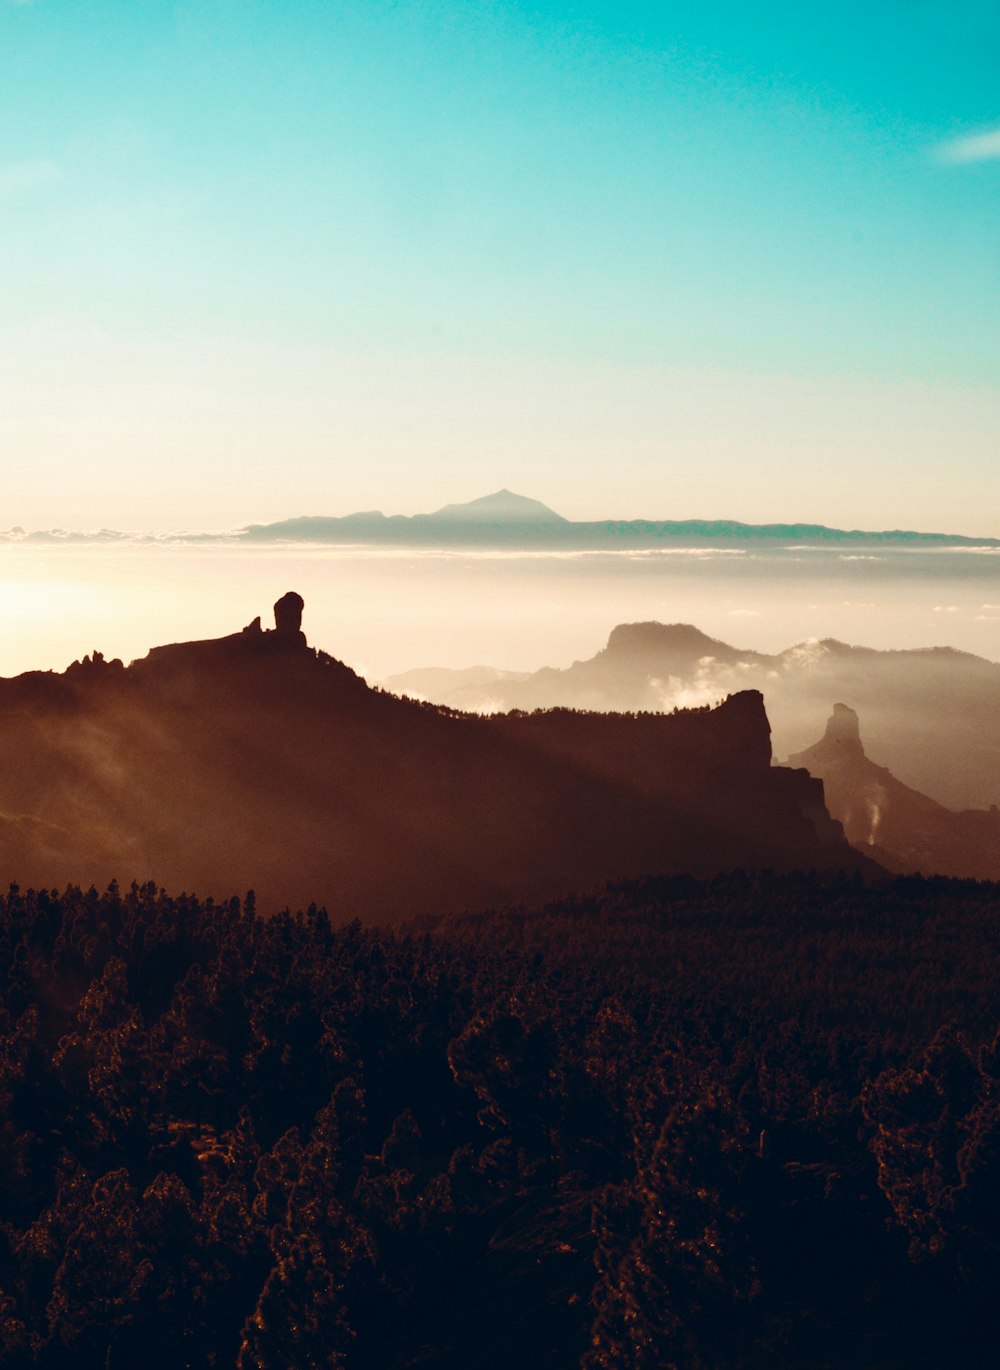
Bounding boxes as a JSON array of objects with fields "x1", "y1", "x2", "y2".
[{"x1": 1, "y1": 870, "x2": 998, "y2": 1368}]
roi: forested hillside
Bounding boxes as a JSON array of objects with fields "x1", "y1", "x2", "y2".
[{"x1": 1, "y1": 872, "x2": 997, "y2": 1367}]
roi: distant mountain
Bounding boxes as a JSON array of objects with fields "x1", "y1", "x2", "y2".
[
  {"x1": 428, "y1": 489, "x2": 567, "y2": 523},
  {"x1": 0, "y1": 596, "x2": 872, "y2": 918},
  {"x1": 239, "y1": 494, "x2": 1000, "y2": 548},
  {"x1": 384, "y1": 621, "x2": 1000, "y2": 811},
  {"x1": 789, "y1": 705, "x2": 1000, "y2": 880},
  {"x1": 5, "y1": 493, "x2": 998, "y2": 547}
]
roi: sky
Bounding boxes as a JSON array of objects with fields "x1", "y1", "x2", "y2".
[{"x1": 2, "y1": 0, "x2": 1000, "y2": 534}]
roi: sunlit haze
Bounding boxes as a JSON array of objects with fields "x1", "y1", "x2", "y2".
[{"x1": 3, "y1": 543, "x2": 1000, "y2": 683}]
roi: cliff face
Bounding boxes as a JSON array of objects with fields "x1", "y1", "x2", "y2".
[{"x1": 0, "y1": 602, "x2": 874, "y2": 919}]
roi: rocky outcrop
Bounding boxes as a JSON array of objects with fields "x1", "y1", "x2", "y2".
[
  {"x1": 273, "y1": 591, "x2": 305, "y2": 639},
  {"x1": 139, "y1": 592, "x2": 311, "y2": 675},
  {"x1": 789, "y1": 707, "x2": 1000, "y2": 880},
  {"x1": 820, "y1": 702, "x2": 864, "y2": 752}
]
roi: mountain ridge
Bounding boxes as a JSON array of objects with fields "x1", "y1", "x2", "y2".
[
  {"x1": 0, "y1": 595, "x2": 874, "y2": 918},
  {"x1": 384, "y1": 619, "x2": 1000, "y2": 811}
]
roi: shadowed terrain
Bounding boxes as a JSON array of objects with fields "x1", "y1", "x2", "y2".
[
  {"x1": 1, "y1": 872, "x2": 998, "y2": 1368},
  {"x1": 385, "y1": 621, "x2": 1000, "y2": 811},
  {"x1": 0, "y1": 598, "x2": 871, "y2": 917}
]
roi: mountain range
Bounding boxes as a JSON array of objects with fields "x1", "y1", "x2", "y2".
[
  {"x1": 0, "y1": 594, "x2": 872, "y2": 918},
  {"x1": 385, "y1": 621, "x2": 1000, "y2": 812}
]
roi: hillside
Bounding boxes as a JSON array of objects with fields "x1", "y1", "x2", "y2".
[
  {"x1": 385, "y1": 621, "x2": 1000, "y2": 810},
  {"x1": 0, "y1": 597, "x2": 871, "y2": 917},
  {"x1": 1, "y1": 872, "x2": 998, "y2": 1368}
]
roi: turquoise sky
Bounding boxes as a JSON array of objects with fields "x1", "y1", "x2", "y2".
[{"x1": 2, "y1": 0, "x2": 999, "y2": 532}]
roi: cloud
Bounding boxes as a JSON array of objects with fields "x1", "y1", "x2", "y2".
[
  {"x1": 0, "y1": 158, "x2": 63, "y2": 196},
  {"x1": 936, "y1": 127, "x2": 1000, "y2": 164},
  {"x1": 0, "y1": 526, "x2": 240, "y2": 545},
  {"x1": 782, "y1": 640, "x2": 830, "y2": 670}
]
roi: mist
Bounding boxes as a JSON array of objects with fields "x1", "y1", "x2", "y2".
[{"x1": 2, "y1": 541, "x2": 999, "y2": 684}]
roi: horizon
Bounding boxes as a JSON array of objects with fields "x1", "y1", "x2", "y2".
[{"x1": 5, "y1": 484, "x2": 1000, "y2": 543}]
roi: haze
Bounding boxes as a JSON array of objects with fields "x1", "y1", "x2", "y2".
[{"x1": 3, "y1": 540, "x2": 999, "y2": 683}]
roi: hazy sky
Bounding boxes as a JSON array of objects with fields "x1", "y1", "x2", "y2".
[{"x1": 3, "y1": 1, "x2": 999, "y2": 534}]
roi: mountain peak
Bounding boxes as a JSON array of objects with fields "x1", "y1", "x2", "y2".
[
  {"x1": 606, "y1": 622, "x2": 719, "y2": 649},
  {"x1": 601, "y1": 622, "x2": 741, "y2": 664},
  {"x1": 428, "y1": 490, "x2": 567, "y2": 523}
]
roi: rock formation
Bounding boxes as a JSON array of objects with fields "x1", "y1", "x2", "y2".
[
  {"x1": 789, "y1": 705, "x2": 1000, "y2": 879},
  {"x1": 273, "y1": 591, "x2": 305, "y2": 640},
  {"x1": 820, "y1": 702, "x2": 865, "y2": 752}
]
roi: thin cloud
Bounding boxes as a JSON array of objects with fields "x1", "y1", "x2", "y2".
[
  {"x1": 936, "y1": 126, "x2": 1000, "y2": 164},
  {"x1": 0, "y1": 158, "x2": 63, "y2": 196}
]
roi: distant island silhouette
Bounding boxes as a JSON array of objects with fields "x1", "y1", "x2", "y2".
[
  {"x1": 5, "y1": 489, "x2": 999, "y2": 547},
  {"x1": 238, "y1": 489, "x2": 1000, "y2": 548},
  {"x1": 0, "y1": 593, "x2": 874, "y2": 916}
]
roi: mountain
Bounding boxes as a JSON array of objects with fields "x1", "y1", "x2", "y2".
[
  {"x1": 238, "y1": 496, "x2": 1000, "y2": 548},
  {"x1": 427, "y1": 489, "x2": 567, "y2": 522},
  {"x1": 0, "y1": 595, "x2": 873, "y2": 918},
  {"x1": 384, "y1": 622, "x2": 1000, "y2": 811},
  {"x1": 789, "y1": 704, "x2": 1000, "y2": 880},
  {"x1": 240, "y1": 489, "x2": 569, "y2": 545},
  {"x1": 7, "y1": 495, "x2": 999, "y2": 547}
]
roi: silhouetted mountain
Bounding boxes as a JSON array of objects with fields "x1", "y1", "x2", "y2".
[
  {"x1": 788, "y1": 704, "x2": 1000, "y2": 879},
  {"x1": 239, "y1": 488, "x2": 570, "y2": 545},
  {"x1": 238, "y1": 494, "x2": 1000, "y2": 548},
  {"x1": 0, "y1": 597, "x2": 872, "y2": 917},
  {"x1": 385, "y1": 622, "x2": 1000, "y2": 811},
  {"x1": 428, "y1": 489, "x2": 566, "y2": 522},
  {"x1": 8, "y1": 493, "x2": 1000, "y2": 548}
]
